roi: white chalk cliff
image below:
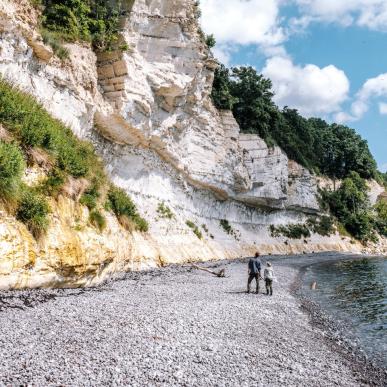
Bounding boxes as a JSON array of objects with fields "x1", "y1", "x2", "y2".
[{"x1": 0, "y1": 0, "x2": 383, "y2": 289}]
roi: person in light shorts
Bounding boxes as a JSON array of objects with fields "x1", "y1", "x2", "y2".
[{"x1": 264, "y1": 262, "x2": 274, "y2": 296}]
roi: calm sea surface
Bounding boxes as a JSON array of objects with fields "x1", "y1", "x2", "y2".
[{"x1": 302, "y1": 257, "x2": 387, "y2": 366}]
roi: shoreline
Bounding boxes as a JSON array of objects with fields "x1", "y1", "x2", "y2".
[
  {"x1": 0, "y1": 253, "x2": 386, "y2": 386},
  {"x1": 287, "y1": 255, "x2": 387, "y2": 386}
]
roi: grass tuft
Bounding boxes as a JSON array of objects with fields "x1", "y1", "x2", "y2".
[
  {"x1": 0, "y1": 141, "x2": 25, "y2": 202},
  {"x1": 89, "y1": 210, "x2": 106, "y2": 232},
  {"x1": 16, "y1": 188, "x2": 50, "y2": 238},
  {"x1": 41, "y1": 30, "x2": 70, "y2": 60},
  {"x1": 186, "y1": 220, "x2": 203, "y2": 239},
  {"x1": 157, "y1": 202, "x2": 174, "y2": 219},
  {"x1": 106, "y1": 186, "x2": 148, "y2": 232},
  {"x1": 220, "y1": 219, "x2": 232, "y2": 234}
]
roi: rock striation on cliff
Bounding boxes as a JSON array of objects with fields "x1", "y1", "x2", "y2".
[{"x1": 0, "y1": 0, "x2": 381, "y2": 289}]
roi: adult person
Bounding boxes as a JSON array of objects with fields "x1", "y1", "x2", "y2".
[
  {"x1": 264, "y1": 262, "x2": 274, "y2": 296},
  {"x1": 247, "y1": 252, "x2": 262, "y2": 294}
]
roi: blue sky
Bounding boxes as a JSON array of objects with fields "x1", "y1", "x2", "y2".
[{"x1": 200, "y1": 0, "x2": 387, "y2": 172}]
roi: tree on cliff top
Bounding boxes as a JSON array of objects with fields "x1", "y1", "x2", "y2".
[
  {"x1": 35, "y1": 0, "x2": 124, "y2": 51},
  {"x1": 211, "y1": 65, "x2": 377, "y2": 180}
]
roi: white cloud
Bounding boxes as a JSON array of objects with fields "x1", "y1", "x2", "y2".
[
  {"x1": 334, "y1": 111, "x2": 355, "y2": 123},
  {"x1": 380, "y1": 163, "x2": 387, "y2": 172},
  {"x1": 379, "y1": 102, "x2": 387, "y2": 115},
  {"x1": 200, "y1": 0, "x2": 285, "y2": 48},
  {"x1": 262, "y1": 56, "x2": 350, "y2": 116},
  {"x1": 357, "y1": 73, "x2": 387, "y2": 101},
  {"x1": 293, "y1": 0, "x2": 387, "y2": 31},
  {"x1": 339, "y1": 73, "x2": 387, "y2": 121}
]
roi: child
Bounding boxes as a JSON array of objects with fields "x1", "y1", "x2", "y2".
[{"x1": 264, "y1": 262, "x2": 274, "y2": 296}]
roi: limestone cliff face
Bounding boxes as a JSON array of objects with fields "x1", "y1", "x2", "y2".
[
  {"x1": 94, "y1": 0, "x2": 319, "y2": 211},
  {"x1": 0, "y1": 0, "x2": 382, "y2": 289}
]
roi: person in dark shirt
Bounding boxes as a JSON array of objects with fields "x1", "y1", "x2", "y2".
[{"x1": 247, "y1": 252, "x2": 262, "y2": 294}]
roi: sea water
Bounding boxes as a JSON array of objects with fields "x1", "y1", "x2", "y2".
[{"x1": 303, "y1": 257, "x2": 387, "y2": 366}]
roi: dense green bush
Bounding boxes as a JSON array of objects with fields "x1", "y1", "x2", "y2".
[
  {"x1": 106, "y1": 186, "x2": 148, "y2": 232},
  {"x1": 205, "y1": 34, "x2": 216, "y2": 49},
  {"x1": 374, "y1": 199, "x2": 387, "y2": 237},
  {"x1": 376, "y1": 171, "x2": 387, "y2": 188},
  {"x1": 270, "y1": 217, "x2": 334, "y2": 240},
  {"x1": 307, "y1": 216, "x2": 335, "y2": 237},
  {"x1": 321, "y1": 172, "x2": 377, "y2": 242},
  {"x1": 79, "y1": 171, "x2": 106, "y2": 210},
  {"x1": 107, "y1": 186, "x2": 137, "y2": 218},
  {"x1": 37, "y1": 0, "x2": 124, "y2": 51},
  {"x1": 0, "y1": 141, "x2": 25, "y2": 200},
  {"x1": 42, "y1": 0, "x2": 91, "y2": 41},
  {"x1": 0, "y1": 80, "x2": 97, "y2": 181},
  {"x1": 322, "y1": 172, "x2": 369, "y2": 218},
  {"x1": 211, "y1": 66, "x2": 378, "y2": 180},
  {"x1": 211, "y1": 65, "x2": 238, "y2": 110},
  {"x1": 345, "y1": 212, "x2": 376, "y2": 242},
  {"x1": 80, "y1": 189, "x2": 98, "y2": 210},
  {"x1": 16, "y1": 188, "x2": 50, "y2": 238},
  {"x1": 133, "y1": 216, "x2": 149, "y2": 233}
]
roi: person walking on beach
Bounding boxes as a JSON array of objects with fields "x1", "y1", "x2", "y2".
[
  {"x1": 264, "y1": 262, "x2": 274, "y2": 296},
  {"x1": 247, "y1": 252, "x2": 261, "y2": 294}
]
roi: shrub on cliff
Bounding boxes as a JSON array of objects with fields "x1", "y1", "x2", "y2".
[
  {"x1": 36, "y1": 0, "x2": 123, "y2": 51},
  {"x1": 321, "y1": 172, "x2": 377, "y2": 242},
  {"x1": 376, "y1": 171, "x2": 387, "y2": 188},
  {"x1": 205, "y1": 34, "x2": 216, "y2": 49},
  {"x1": 374, "y1": 199, "x2": 387, "y2": 237},
  {"x1": 89, "y1": 210, "x2": 106, "y2": 232},
  {"x1": 0, "y1": 79, "x2": 97, "y2": 182},
  {"x1": 41, "y1": 30, "x2": 70, "y2": 59},
  {"x1": 41, "y1": 168, "x2": 66, "y2": 197},
  {"x1": 269, "y1": 224, "x2": 311, "y2": 239},
  {"x1": 0, "y1": 79, "x2": 148, "y2": 237},
  {"x1": 157, "y1": 202, "x2": 174, "y2": 219},
  {"x1": 106, "y1": 186, "x2": 149, "y2": 232},
  {"x1": 0, "y1": 141, "x2": 25, "y2": 201},
  {"x1": 307, "y1": 216, "x2": 335, "y2": 237},
  {"x1": 16, "y1": 188, "x2": 50, "y2": 238},
  {"x1": 186, "y1": 220, "x2": 203, "y2": 239}
]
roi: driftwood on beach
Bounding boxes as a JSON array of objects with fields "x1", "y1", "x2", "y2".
[{"x1": 191, "y1": 264, "x2": 226, "y2": 278}]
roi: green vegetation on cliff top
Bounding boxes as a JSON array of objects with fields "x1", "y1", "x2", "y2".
[
  {"x1": 212, "y1": 65, "x2": 378, "y2": 181},
  {"x1": 32, "y1": 0, "x2": 125, "y2": 54}
]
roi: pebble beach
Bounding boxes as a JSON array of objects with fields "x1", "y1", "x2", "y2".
[{"x1": 0, "y1": 254, "x2": 386, "y2": 386}]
